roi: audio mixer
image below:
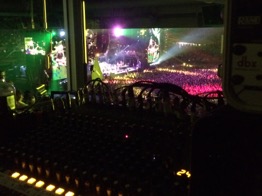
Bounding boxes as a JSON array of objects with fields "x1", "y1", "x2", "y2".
[{"x1": 0, "y1": 101, "x2": 192, "y2": 196}]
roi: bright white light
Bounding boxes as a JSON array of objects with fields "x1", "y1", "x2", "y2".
[
  {"x1": 59, "y1": 30, "x2": 65, "y2": 37},
  {"x1": 113, "y1": 27, "x2": 123, "y2": 37}
]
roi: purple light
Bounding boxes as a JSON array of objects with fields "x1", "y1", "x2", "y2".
[{"x1": 113, "y1": 27, "x2": 123, "y2": 37}]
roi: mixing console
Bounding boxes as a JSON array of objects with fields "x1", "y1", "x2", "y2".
[{"x1": 0, "y1": 100, "x2": 192, "y2": 196}]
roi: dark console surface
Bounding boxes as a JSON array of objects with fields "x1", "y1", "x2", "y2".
[{"x1": 0, "y1": 102, "x2": 193, "y2": 196}]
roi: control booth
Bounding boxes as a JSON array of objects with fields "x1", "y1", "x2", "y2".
[{"x1": 0, "y1": 0, "x2": 261, "y2": 196}]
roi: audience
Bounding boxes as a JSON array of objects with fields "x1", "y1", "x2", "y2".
[{"x1": 105, "y1": 64, "x2": 222, "y2": 96}]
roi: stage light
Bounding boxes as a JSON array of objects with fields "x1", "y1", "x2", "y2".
[
  {"x1": 59, "y1": 30, "x2": 65, "y2": 37},
  {"x1": 113, "y1": 26, "x2": 124, "y2": 37}
]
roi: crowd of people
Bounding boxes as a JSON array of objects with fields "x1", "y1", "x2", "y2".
[
  {"x1": 103, "y1": 40, "x2": 223, "y2": 96},
  {"x1": 105, "y1": 64, "x2": 222, "y2": 96}
]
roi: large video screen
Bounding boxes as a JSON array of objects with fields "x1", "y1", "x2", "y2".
[
  {"x1": 24, "y1": 31, "x2": 51, "y2": 56},
  {"x1": 87, "y1": 27, "x2": 224, "y2": 95}
]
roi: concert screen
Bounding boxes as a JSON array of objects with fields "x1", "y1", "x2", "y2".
[
  {"x1": 87, "y1": 27, "x2": 224, "y2": 95},
  {"x1": 24, "y1": 31, "x2": 51, "y2": 56}
]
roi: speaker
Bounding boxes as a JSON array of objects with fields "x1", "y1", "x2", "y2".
[{"x1": 223, "y1": 0, "x2": 262, "y2": 114}]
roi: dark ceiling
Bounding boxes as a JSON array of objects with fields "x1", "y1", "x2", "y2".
[
  {"x1": 85, "y1": 0, "x2": 225, "y2": 28},
  {"x1": 0, "y1": 0, "x2": 225, "y2": 29},
  {"x1": 0, "y1": 0, "x2": 63, "y2": 29}
]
